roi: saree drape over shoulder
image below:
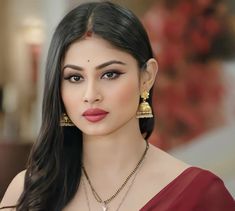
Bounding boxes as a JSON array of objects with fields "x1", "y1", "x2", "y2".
[{"x1": 140, "y1": 167, "x2": 235, "y2": 211}]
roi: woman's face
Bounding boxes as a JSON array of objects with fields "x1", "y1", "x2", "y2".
[{"x1": 61, "y1": 36, "x2": 141, "y2": 136}]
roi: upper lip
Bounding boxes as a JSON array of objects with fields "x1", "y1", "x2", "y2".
[{"x1": 82, "y1": 108, "x2": 109, "y2": 116}]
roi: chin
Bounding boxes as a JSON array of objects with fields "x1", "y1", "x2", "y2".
[
  {"x1": 83, "y1": 124, "x2": 127, "y2": 137},
  {"x1": 79, "y1": 117, "x2": 135, "y2": 137},
  {"x1": 80, "y1": 127, "x2": 113, "y2": 136}
]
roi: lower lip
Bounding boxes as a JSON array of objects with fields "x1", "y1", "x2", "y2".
[{"x1": 83, "y1": 113, "x2": 108, "y2": 122}]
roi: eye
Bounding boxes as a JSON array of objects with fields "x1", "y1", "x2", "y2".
[
  {"x1": 102, "y1": 71, "x2": 123, "y2": 80},
  {"x1": 64, "y1": 75, "x2": 84, "y2": 83}
]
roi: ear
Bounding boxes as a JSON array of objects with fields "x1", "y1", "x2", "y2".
[{"x1": 140, "y1": 58, "x2": 158, "y2": 93}]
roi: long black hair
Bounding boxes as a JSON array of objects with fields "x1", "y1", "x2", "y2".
[{"x1": 10, "y1": 1, "x2": 155, "y2": 210}]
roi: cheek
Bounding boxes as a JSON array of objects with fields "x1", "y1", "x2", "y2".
[
  {"x1": 113, "y1": 80, "x2": 140, "y2": 107},
  {"x1": 61, "y1": 85, "x2": 80, "y2": 111}
]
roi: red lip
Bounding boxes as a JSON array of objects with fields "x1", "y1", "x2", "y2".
[{"x1": 82, "y1": 108, "x2": 109, "y2": 122}]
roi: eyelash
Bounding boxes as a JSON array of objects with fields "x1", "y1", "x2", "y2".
[
  {"x1": 63, "y1": 70, "x2": 124, "y2": 83},
  {"x1": 64, "y1": 75, "x2": 83, "y2": 83},
  {"x1": 102, "y1": 71, "x2": 124, "y2": 80}
]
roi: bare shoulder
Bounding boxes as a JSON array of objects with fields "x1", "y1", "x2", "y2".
[
  {"x1": 125, "y1": 144, "x2": 192, "y2": 210},
  {"x1": 147, "y1": 144, "x2": 191, "y2": 178},
  {"x1": 0, "y1": 170, "x2": 26, "y2": 209}
]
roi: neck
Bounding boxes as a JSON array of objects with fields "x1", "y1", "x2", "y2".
[{"x1": 82, "y1": 121, "x2": 146, "y2": 177}]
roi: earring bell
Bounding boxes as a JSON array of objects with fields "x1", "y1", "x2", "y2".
[
  {"x1": 60, "y1": 113, "x2": 75, "y2": 126},
  {"x1": 136, "y1": 91, "x2": 153, "y2": 118}
]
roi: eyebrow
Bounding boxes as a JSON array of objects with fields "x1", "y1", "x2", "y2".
[{"x1": 62, "y1": 60, "x2": 127, "y2": 71}]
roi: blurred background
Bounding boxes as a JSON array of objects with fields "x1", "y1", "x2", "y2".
[{"x1": 0, "y1": 0, "x2": 234, "y2": 199}]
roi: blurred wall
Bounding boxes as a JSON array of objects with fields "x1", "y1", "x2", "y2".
[
  {"x1": 0, "y1": 0, "x2": 44, "y2": 141},
  {"x1": 0, "y1": 1, "x2": 7, "y2": 84}
]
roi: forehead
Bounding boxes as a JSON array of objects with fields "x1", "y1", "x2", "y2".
[{"x1": 63, "y1": 36, "x2": 137, "y2": 66}]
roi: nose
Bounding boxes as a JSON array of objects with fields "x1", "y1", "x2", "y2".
[{"x1": 83, "y1": 80, "x2": 102, "y2": 104}]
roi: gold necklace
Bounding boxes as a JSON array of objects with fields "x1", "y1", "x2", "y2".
[{"x1": 82, "y1": 140, "x2": 149, "y2": 211}]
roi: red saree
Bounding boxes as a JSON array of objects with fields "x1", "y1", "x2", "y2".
[{"x1": 140, "y1": 167, "x2": 235, "y2": 211}]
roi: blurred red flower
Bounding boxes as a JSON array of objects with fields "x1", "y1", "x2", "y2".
[{"x1": 142, "y1": 0, "x2": 231, "y2": 150}]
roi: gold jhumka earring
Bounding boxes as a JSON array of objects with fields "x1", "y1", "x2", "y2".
[
  {"x1": 136, "y1": 91, "x2": 153, "y2": 118},
  {"x1": 60, "y1": 113, "x2": 75, "y2": 126}
]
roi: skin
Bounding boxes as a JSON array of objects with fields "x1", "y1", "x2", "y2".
[{"x1": 0, "y1": 36, "x2": 189, "y2": 211}]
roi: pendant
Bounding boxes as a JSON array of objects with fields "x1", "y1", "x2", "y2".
[{"x1": 102, "y1": 203, "x2": 108, "y2": 211}]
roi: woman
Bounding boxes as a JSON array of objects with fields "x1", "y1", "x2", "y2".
[{"x1": 0, "y1": 1, "x2": 234, "y2": 211}]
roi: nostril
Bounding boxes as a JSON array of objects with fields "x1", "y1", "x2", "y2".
[{"x1": 83, "y1": 94, "x2": 102, "y2": 103}]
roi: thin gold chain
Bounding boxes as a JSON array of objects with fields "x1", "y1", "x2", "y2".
[
  {"x1": 82, "y1": 177, "x2": 91, "y2": 211},
  {"x1": 115, "y1": 156, "x2": 145, "y2": 211},
  {"x1": 82, "y1": 140, "x2": 149, "y2": 205},
  {"x1": 82, "y1": 154, "x2": 145, "y2": 211}
]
